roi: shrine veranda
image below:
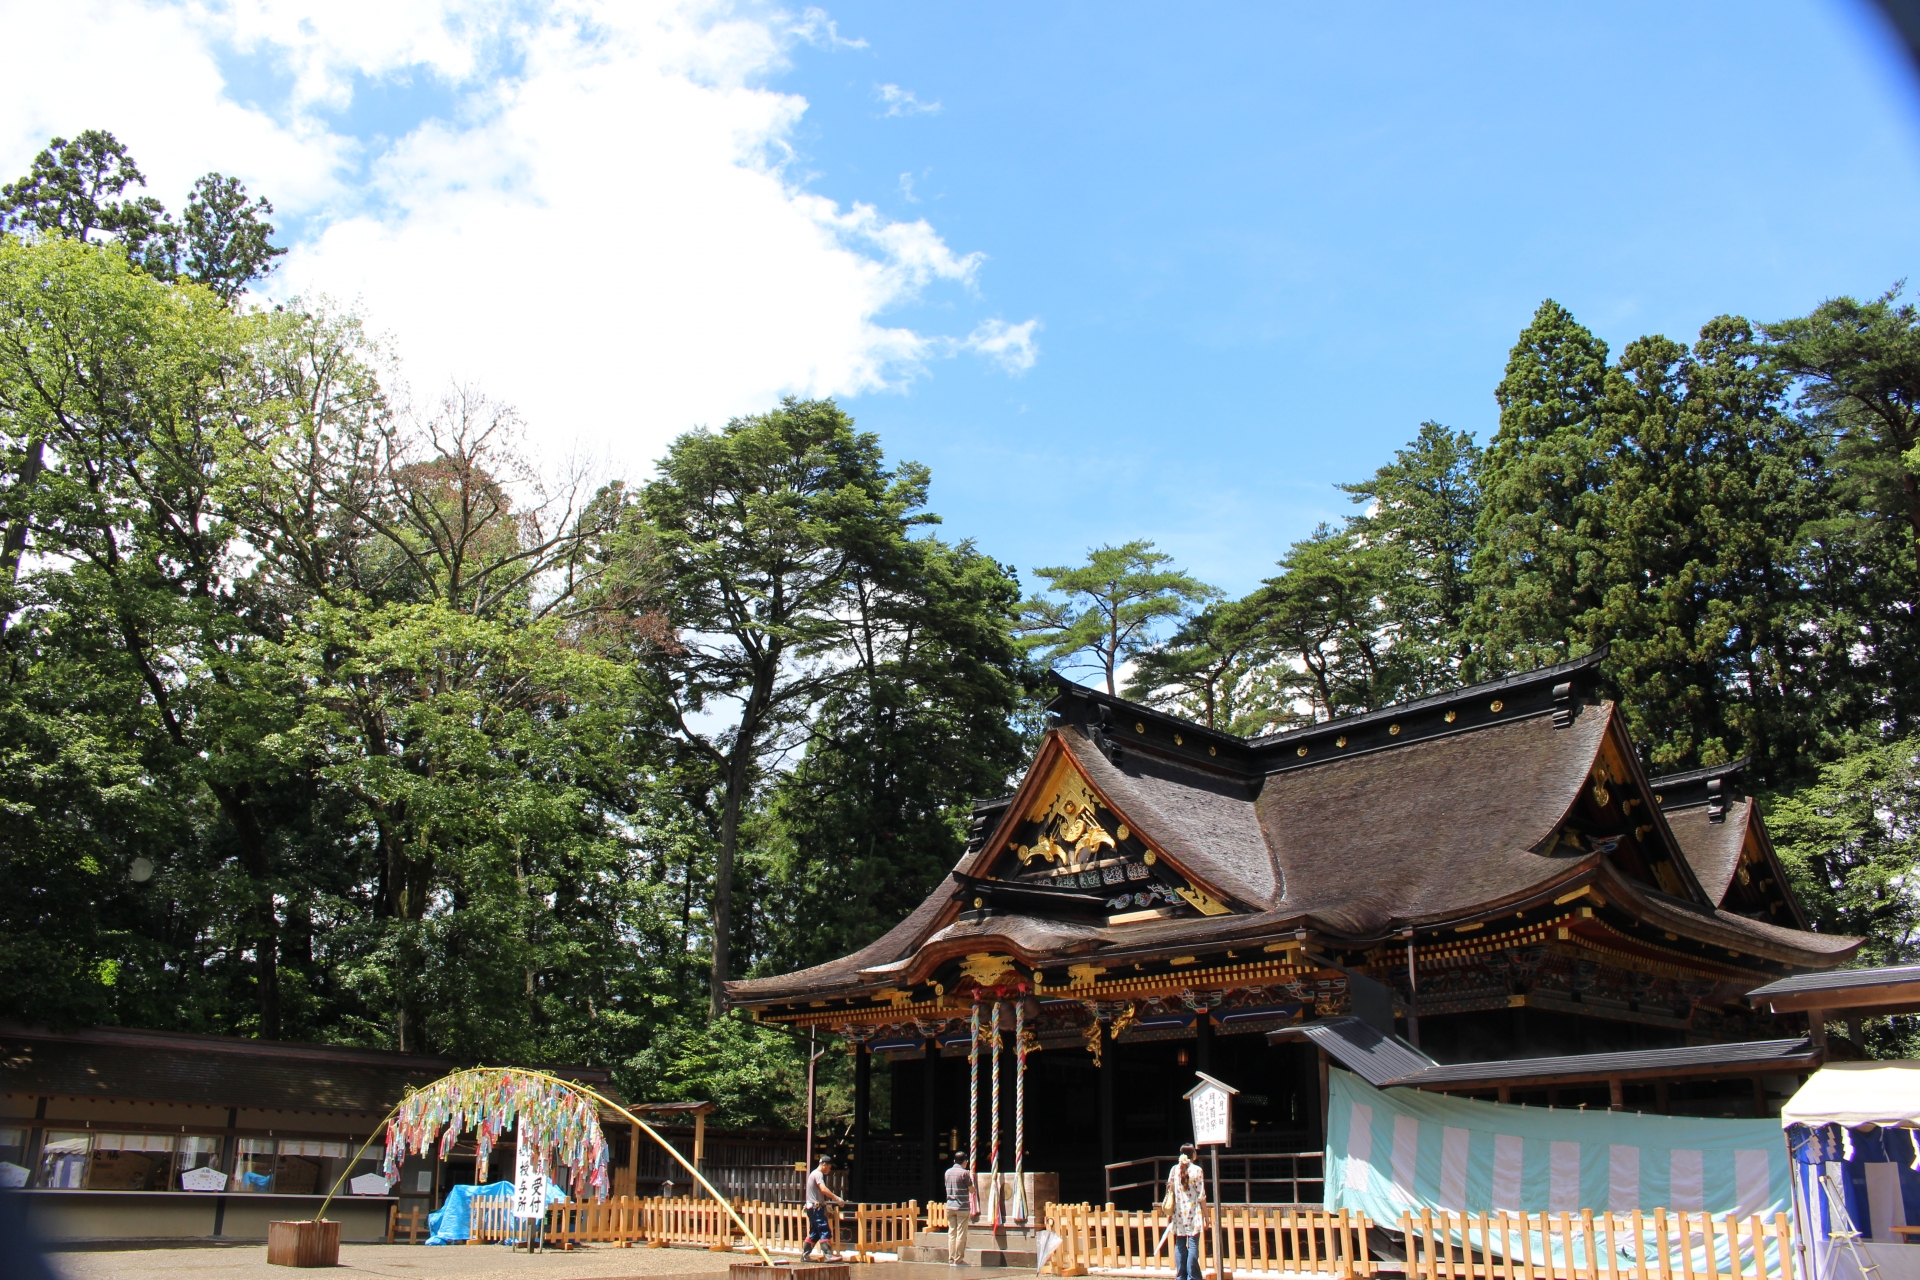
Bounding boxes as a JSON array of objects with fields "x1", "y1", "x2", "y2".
[{"x1": 726, "y1": 652, "x2": 1859, "y2": 1208}]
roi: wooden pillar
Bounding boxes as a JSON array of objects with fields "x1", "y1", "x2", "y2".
[
  {"x1": 1807, "y1": 1007, "x2": 1827, "y2": 1051},
  {"x1": 629, "y1": 1121, "x2": 641, "y2": 1196},
  {"x1": 922, "y1": 1041, "x2": 939, "y2": 1203},
  {"x1": 1099, "y1": 1031, "x2": 1116, "y2": 1177},
  {"x1": 853, "y1": 1042, "x2": 871, "y2": 1203},
  {"x1": 694, "y1": 1112, "x2": 706, "y2": 1170},
  {"x1": 1655, "y1": 1081, "x2": 1671, "y2": 1114},
  {"x1": 1752, "y1": 1077, "x2": 1769, "y2": 1119},
  {"x1": 1195, "y1": 1008, "x2": 1214, "y2": 1075},
  {"x1": 1608, "y1": 1078, "x2": 1624, "y2": 1111},
  {"x1": 1317, "y1": 1049, "x2": 1331, "y2": 1140},
  {"x1": 1497, "y1": 1085, "x2": 1511, "y2": 1104}
]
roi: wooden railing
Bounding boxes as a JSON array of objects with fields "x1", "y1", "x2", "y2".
[
  {"x1": 463, "y1": 1194, "x2": 925, "y2": 1255},
  {"x1": 1401, "y1": 1209, "x2": 1794, "y2": 1280},
  {"x1": 387, "y1": 1203, "x2": 428, "y2": 1244},
  {"x1": 1044, "y1": 1202, "x2": 1373, "y2": 1276},
  {"x1": 1042, "y1": 1204, "x2": 1795, "y2": 1280}
]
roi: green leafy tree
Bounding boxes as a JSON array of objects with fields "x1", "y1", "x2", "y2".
[
  {"x1": 1467, "y1": 299, "x2": 1613, "y2": 675},
  {"x1": 1762, "y1": 287, "x2": 1920, "y2": 582},
  {"x1": 181, "y1": 175, "x2": 287, "y2": 302},
  {"x1": 1767, "y1": 736, "x2": 1920, "y2": 967},
  {"x1": 1124, "y1": 598, "x2": 1267, "y2": 732},
  {"x1": 641, "y1": 398, "x2": 945, "y2": 1016},
  {"x1": 1017, "y1": 540, "x2": 1217, "y2": 694},
  {"x1": 0, "y1": 131, "x2": 283, "y2": 298},
  {"x1": 1340, "y1": 421, "x2": 1481, "y2": 693},
  {"x1": 754, "y1": 534, "x2": 1029, "y2": 973},
  {"x1": 1243, "y1": 524, "x2": 1394, "y2": 723}
]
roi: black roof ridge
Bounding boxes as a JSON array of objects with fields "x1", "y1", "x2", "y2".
[
  {"x1": 1245, "y1": 648, "x2": 1608, "y2": 747},
  {"x1": 1649, "y1": 757, "x2": 1752, "y2": 790},
  {"x1": 1043, "y1": 648, "x2": 1608, "y2": 752}
]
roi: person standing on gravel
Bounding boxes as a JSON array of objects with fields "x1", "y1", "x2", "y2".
[
  {"x1": 944, "y1": 1151, "x2": 974, "y2": 1265},
  {"x1": 801, "y1": 1155, "x2": 845, "y2": 1262}
]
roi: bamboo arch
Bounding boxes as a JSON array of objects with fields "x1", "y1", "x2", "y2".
[{"x1": 312, "y1": 1067, "x2": 774, "y2": 1265}]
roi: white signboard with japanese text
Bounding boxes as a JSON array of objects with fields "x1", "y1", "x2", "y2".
[
  {"x1": 513, "y1": 1143, "x2": 547, "y2": 1220},
  {"x1": 1185, "y1": 1072, "x2": 1238, "y2": 1148},
  {"x1": 349, "y1": 1172, "x2": 390, "y2": 1196}
]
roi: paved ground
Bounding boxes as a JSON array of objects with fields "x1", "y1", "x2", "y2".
[{"x1": 46, "y1": 1244, "x2": 1035, "y2": 1280}]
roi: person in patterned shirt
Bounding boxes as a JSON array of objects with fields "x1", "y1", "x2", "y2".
[{"x1": 1164, "y1": 1144, "x2": 1207, "y2": 1280}]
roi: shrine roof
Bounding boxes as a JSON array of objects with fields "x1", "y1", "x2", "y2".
[
  {"x1": 726, "y1": 656, "x2": 1858, "y2": 1009},
  {"x1": 1662, "y1": 801, "x2": 1751, "y2": 904}
]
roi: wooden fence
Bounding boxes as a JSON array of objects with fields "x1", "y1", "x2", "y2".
[
  {"x1": 460, "y1": 1194, "x2": 927, "y2": 1255},
  {"x1": 1041, "y1": 1205, "x2": 1797, "y2": 1280},
  {"x1": 1400, "y1": 1209, "x2": 1794, "y2": 1280},
  {"x1": 1044, "y1": 1202, "x2": 1374, "y2": 1277}
]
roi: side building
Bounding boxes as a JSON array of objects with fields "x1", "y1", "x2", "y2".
[
  {"x1": 725, "y1": 652, "x2": 1858, "y2": 1207},
  {"x1": 0, "y1": 1024, "x2": 618, "y2": 1242}
]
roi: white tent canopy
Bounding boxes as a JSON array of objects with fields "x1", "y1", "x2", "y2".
[{"x1": 1781, "y1": 1060, "x2": 1920, "y2": 1130}]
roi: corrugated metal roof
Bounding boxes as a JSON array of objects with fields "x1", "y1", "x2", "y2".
[
  {"x1": 1748, "y1": 964, "x2": 1920, "y2": 998},
  {"x1": 1269, "y1": 1017, "x2": 1815, "y2": 1089},
  {"x1": 1268, "y1": 1016, "x2": 1438, "y2": 1087},
  {"x1": 1405, "y1": 1037, "x2": 1816, "y2": 1087}
]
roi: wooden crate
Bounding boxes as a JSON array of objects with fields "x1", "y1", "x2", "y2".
[
  {"x1": 266, "y1": 1220, "x2": 341, "y2": 1268},
  {"x1": 730, "y1": 1265, "x2": 848, "y2": 1280}
]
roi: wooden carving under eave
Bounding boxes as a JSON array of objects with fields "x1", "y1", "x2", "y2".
[
  {"x1": 960, "y1": 953, "x2": 1019, "y2": 989},
  {"x1": 1175, "y1": 884, "x2": 1231, "y2": 916}
]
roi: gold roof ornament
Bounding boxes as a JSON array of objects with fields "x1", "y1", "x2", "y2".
[{"x1": 959, "y1": 952, "x2": 1019, "y2": 989}]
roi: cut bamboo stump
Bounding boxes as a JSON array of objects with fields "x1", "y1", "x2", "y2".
[
  {"x1": 267, "y1": 1220, "x2": 341, "y2": 1267},
  {"x1": 730, "y1": 1265, "x2": 848, "y2": 1280}
]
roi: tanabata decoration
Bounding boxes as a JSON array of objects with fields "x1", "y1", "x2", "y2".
[{"x1": 381, "y1": 1067, "x2": 610, "y2": 1200}]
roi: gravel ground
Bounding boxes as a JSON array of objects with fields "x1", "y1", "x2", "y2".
[{"x1": 48, "y1": 1241, "x2": 748, "y2": 1280}]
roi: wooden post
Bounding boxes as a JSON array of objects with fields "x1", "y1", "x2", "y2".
[
  {"x1": 922, "y1": 1040, "x2": 939, "y2": 1203},
  {"x1": 694, "y1": 1112, "x2": 707, "y2": 1179},
  {"x1": 1317, "y1": 1049, "x2": 1331, "y2": 1140},
  {"x1": 1609, "y1": 1078, "x2": 1624, "y2": 1111},
  {"x1": 1752, "y1": 1077, "x2": 1768, "y2": 1119},
  {"x1": 854, "y1": 1041, "x2": 871, "y2": 1203},
  {"x1": 1196, "y1": 1006, "x2": 1214, "y2": 1075},
  {"x1": 1806, "y1": 1007, "x2": 1827, "y2": 1051},
  {"x1": 1099, "y1": 1030, "x2": 1115, "y2": 1176},
  {"x1": 1655, "y1": 1081, "x2": 1671, "y2": 1115},
  {"x1": 629, "y1": 1121, "x2": 641, "y2": 1198}
]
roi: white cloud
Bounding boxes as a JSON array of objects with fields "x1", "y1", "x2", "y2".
[
  {"x1": 958, "y1": 318, "x2": 1041, "y2": 374},
  {"x1": 876, "y1": 83, "x2": 940, "y2": 116},
  {"x1": 0, "y1": 0, "x2": 1035, "y2": 476}
]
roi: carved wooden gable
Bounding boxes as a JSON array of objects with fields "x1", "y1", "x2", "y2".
[{"x1": 980, "y1": 750, "x2": 1233, "y2": 923}]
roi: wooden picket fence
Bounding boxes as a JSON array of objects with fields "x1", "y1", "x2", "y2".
[
  {"x1": 1044, "y1": 1202, "x2": 1374, "y2": 1276},
  {"x1": 1400, "y1": 1209, "x2": 1794, "y2": 1280},
  {"x1": 1041, "y1": 1205, "x2": 1797, "y2": 1280},
  {"x1": 463, "y1": 1194, "x2": 924, "y2": 1256}
]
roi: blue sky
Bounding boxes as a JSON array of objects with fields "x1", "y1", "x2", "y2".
[
  {"x1": 770, "y1": 2, "x2": 1920, "y2": 595},
  {"x1": 4, "y1": 1, "x2": 1917, "y2": 599}
]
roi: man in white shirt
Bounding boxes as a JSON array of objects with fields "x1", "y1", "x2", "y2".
[{"x1": 800, "y1": 1155, "x2": 845, "y2": 1262}]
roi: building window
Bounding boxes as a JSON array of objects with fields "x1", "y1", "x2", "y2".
[
  {"x1": 234, "y1": 1138, "x2": 375, "y2": 1195},
  {"x1": 0, "y1": 1127, "x2": 27, "y2": 1188},
  {"x1": 38, "y1": 1133, "x2": 92, "y2": 1188},
  {"x1": 176, "y1": 1136, "x2": 223, "y2": 1189},
  {"x1": 86, "y1": 1134, "x2": 178, "y2": 1190}
]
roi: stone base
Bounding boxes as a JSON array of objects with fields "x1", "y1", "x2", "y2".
[{"x1": 898, "y1": 1226, "x2": 1042, "y2": 1268}]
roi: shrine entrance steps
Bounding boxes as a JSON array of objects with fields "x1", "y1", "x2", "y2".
[{"x1": 898, "y1": 1226, "x2": 1042, "y2": 1268}]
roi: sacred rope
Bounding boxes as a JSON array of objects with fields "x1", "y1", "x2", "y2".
[
  {"x1": 989, "y1": 999, "x2": 1003, "y2": 1227},
  {"x1": 968, "y1": 998, "x2": 981, "y2": 1211},
  {"x1": 1013, "y1": 996, "x2": 1028, "y2": 1224}
]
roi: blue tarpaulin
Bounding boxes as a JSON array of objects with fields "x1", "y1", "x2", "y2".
[{"x1": 425, "y1": 1180, "x2": 513, "y2": 1245}]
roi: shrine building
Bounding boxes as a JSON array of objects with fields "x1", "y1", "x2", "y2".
[{"x1": 725, "y1": 651, "x2": 1858, "y2": 1209}]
